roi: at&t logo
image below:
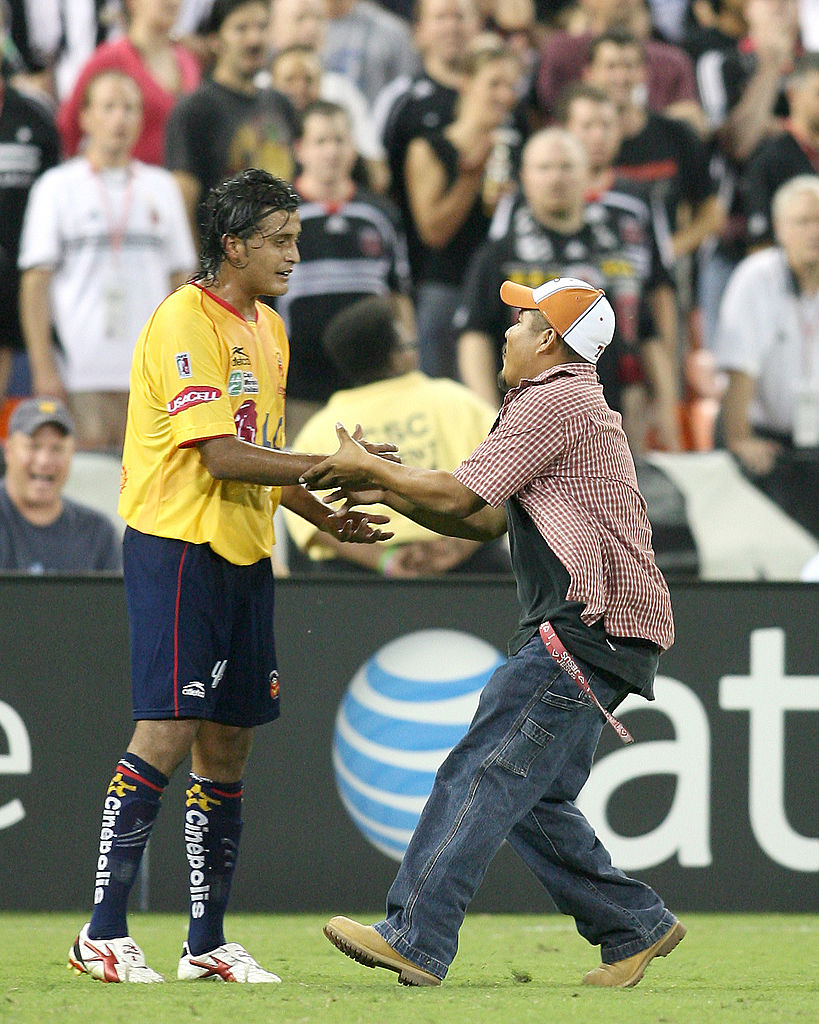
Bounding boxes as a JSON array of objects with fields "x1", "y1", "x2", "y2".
[{"x1": 331, "y1": 629, "x2": 504, "y2": 861}]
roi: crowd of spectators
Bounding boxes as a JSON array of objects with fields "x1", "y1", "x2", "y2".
[{"x1": 0, "y1": 0, "x2": 818, "y2": 571}]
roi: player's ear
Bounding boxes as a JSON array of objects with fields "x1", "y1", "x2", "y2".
[{"x1": 222, "y1": 232, "x2": 246, "y2": 267}]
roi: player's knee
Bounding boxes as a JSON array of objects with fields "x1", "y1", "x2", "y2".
[
  {"x1": 193, "y1": 723, "x2": 253, "y2": 780},
  {"x1": 128, "y1": 718, "x2": 198, "y2": 776}
]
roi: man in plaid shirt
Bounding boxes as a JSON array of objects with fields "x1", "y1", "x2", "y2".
[{"x1": 303, "y1": 277, "x2": 684, "y2": 989}]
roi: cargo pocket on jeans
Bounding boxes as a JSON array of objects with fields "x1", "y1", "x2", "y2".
[
  {"x1": 495, "y1": 717, "x2": 554, "y2": 777},
  {"x1": 541, "y1": 689, "x2": 592, "y2": 711},
  {"x1": 540, "y1": 672, "x2": 595, "y2": 711}
]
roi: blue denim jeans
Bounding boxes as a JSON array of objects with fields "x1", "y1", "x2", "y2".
[{"x1": 374, "y1": 634, "x2": 676, "y2": 979}]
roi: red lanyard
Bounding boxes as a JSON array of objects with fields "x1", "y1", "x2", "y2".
[
  {"x1": 539, "y1": 622, "x2": 634, "y2": 745},
  {"x1": 92, "y1": 164, "x2": 135, "y2": 253}
]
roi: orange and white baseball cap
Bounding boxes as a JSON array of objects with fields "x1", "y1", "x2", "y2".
[{"x1": 500, "y1": 277, "x2": 615, "y2": 363}]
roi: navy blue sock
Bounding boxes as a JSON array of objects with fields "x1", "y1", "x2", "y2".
[
  {"x1": 88, "y1": 753, "x2": 168, "y2": 940},
  {"x1": 184, "y1": 773, "x2": 243, "y2": 956}
]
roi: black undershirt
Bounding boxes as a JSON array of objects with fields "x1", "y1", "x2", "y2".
[{"x1": 505, "y1": 496, "x2": 660, "y2": 699}]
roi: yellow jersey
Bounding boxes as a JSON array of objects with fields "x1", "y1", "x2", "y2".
[{"x1": 119, "y1": 283, "x2": 288, "y2": 564}]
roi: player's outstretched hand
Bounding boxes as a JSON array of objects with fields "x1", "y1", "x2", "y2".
[
  {"x1": 302, "y1": 423, "x2": 379, "y2": 491},
  {"x1": 322, "y1": 486, "x2": 387, "y2": 509},
  {"x1": 322, "y1": 506, "x2": 394, "y2": 545},
  {"x1": 351, "y1": 423, "x2": 401, "y2": 463}
]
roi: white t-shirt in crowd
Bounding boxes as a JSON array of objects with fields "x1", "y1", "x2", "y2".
[
  {"x1": 799, "y1": 0, "x2": 819, "y2": 50},
  {"x1": 713, "y1": 247, "x2": 819, "y2": 437},
  {"x1": 18, "y1": 157, "x2": 196, "y2": 392}
]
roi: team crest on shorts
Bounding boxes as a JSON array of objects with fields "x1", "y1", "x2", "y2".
[{"x1": 269, "y1": 671, "x2": 280, "y2": 700}]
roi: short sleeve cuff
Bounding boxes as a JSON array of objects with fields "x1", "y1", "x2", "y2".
[
  {"x1": 453, "y1": 461, "x2": 507, "y2": 508},
  {"x1": 173, "y1": 423, "x2": 236, "y2": 448}
]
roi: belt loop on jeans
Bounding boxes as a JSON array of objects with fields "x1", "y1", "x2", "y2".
[{"x1": 538, "y1": 621, "x2": 634, "y2": 745}]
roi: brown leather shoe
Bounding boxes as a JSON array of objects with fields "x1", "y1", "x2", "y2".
[
  {"x1": 582, "y1": 920, "x2": 686, "y2": 988},
  {"x1": 323, "y1": 916, "x2": 441, "y2": 987}
]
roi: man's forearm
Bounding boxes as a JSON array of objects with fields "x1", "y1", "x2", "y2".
[
  {"x1": 20, "y1": 268, "x2": 58, "y2": 380},
  {"x1": 721, "y1": 371, "x2": 755, "y2": 448},
  {"x1": 361, "y1": 457, "x2": 483, "y2": 518},
  {"x1": 280, "y1": 483, "x2": 333, "y2": 528},
  {"x1": 672, "y1": 196, "x2": 726, "y2": 258},
  {"x1": 382, "y1": 489, "x2": 507, "y2": 541},
  {"x1": 718, "y1": 59, "x2": 782, "y2": 162},
  {"x1": 198, "y1": 435, "x2": 326, "y2": 486}
]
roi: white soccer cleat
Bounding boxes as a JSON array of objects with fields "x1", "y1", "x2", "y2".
[
  {"x1": 68, "y1": 923, "x2": 164, "y2": 983},
  {"x1": 178, "y1": 941, "x2": 282, "y2": 983}
]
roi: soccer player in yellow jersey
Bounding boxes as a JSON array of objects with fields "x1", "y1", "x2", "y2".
[{"x1": 68, "y1": 169, "x2": 393, "y2": 984}]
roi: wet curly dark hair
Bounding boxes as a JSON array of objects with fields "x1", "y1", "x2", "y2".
[{"x1": 194, "y1": 169, "x2": 299, "y2": 283}]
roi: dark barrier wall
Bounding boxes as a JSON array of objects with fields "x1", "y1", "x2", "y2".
[{"x1": 0, "y1": 578, "x2": 817, "y2": 913}]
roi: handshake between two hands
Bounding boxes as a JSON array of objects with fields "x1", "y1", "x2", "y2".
[{"x1": 299, "y1": 423, "x2": 401, "y2": 546}]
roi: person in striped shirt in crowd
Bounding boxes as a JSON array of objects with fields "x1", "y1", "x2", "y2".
[
  {"x1": 303, "y1": 276, "x2": 684, "y2": 991},
  {"x1": 269, "y1": 99, "x2": 414, "y2": 438}
]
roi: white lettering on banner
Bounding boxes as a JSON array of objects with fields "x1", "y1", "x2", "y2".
[
  {"x1": 0, "y1": 700, "x2": 32, "y2": 830},
  {"x1": 577, "y1": 678, "x2": 712, "y2": 870},
  {"x1": 719, "y1": 627, "x2": 819, "y2": 872}
]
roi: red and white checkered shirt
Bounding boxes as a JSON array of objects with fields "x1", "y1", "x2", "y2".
[{"x1": 454, "y1": 363, "x2": 674, "y2": 650}]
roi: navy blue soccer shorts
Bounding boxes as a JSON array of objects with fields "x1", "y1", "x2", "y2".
[{"x1": 123, "y1": 526, "x2": 280, "y2": 727}]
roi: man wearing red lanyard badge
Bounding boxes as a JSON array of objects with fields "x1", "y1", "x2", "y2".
[
  {"x1": 715, "y1": 174, "x2": 819, "y2": 541},
  {"x1": 18, "y1": 69, "x2": 196, "y2": 452}
]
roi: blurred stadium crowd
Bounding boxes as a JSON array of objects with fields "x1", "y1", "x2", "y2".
[{"x1": 1, "y1": 0, "x2": 818, "y2": 574}]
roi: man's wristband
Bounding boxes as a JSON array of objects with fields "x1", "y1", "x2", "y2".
[{"x1": 377, "y1": 547, "x2": 399, "y2": 577}]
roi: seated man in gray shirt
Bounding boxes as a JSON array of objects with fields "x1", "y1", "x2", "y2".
[{"x1": 0, "y1": 398, "x2": 121, "y2": 573}]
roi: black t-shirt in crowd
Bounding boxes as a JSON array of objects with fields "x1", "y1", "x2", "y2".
[
  {"x1": 380, "y1": 71, "x2": 459, "y2": 199},
  {"x1": 614, "y1": 111, "x2": 717, "y2": 257},
  {"x1": 410, "y1": 130, "x2": 493, "y2": 287},
  {"x1": 743, "y1": 130, "x2": 819, "y2": 245},
  {"x1": 379, "y1": 72, "x2": 526, "y2": 285},
  {"x1": 454, "y1": 196, "x2": 669, "y2": 414},
  {"x1": 0, "y1": 85, "x2": 60, "y2": 350},
  {"x1": 165, "y1": 79, "x2": 299, "y2": 231}
]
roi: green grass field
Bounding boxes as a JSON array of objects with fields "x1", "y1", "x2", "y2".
[{"x1": 1, "y1": 913, "x2": 815, "y2": 1024}]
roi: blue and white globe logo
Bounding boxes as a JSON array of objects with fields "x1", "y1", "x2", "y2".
[{"x1": 331, "y1": 629, "x2": 504, "y2": 861}]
